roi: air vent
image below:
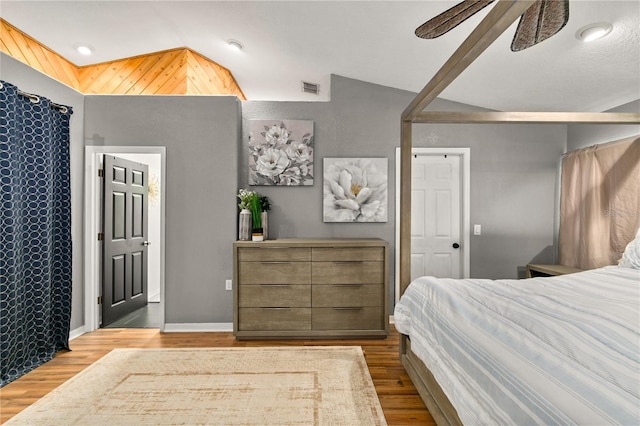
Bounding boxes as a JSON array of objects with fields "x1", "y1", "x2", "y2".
[{"x1": 301, "y1": 81, "x2": 319, "y2": 95}]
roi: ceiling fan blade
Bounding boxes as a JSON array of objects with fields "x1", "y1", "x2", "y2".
[
  {"x1": 415, "y1": 0, "x2": 496, "y2": 39},
  {"x1": 511, "y1": 0, "x2": 569, "y2": 51}
]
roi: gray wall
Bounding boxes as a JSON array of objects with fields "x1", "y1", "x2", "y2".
[
  {"x1": 1, "y1": 57, "x2": 576, "y2": 325},
  {"x1": 415, "y1": 121, "x2": 566, "y2": 278},
  {"x1": 567, "y1": 99, "x2": 640, "y2": 150},
  {"x1": 243, "y1": 75, "x2": 567, "y2": 301},
  {"x1": 1, "y1": 53, "x2": 85, "y2": 330},
  {"x1": 84, "y1": 95, "x2": 240, "y2": 323}
]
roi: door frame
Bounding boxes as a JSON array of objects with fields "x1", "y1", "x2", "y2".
[
  {"x1": 394, "y1": 147, "x2": 470, "y2": 302},
  {"x1": 83, "y1": 146, "x2": 167, "y2": 332}
]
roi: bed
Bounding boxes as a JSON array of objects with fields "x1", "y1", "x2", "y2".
[
  {"x1": 395, "y1": 237, "x2": 640, "y2": 425},
  {"x1": 396, "y1": 1, "x2": 640, "y2": 424}
]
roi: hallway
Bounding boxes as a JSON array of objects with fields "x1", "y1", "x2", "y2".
[{"x1": 104, "y1": 302, "x2": 161, "y2": 328}]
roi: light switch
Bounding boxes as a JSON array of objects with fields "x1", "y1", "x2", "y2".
[{"x1": 474, "y1": 224, "x2": 482, "y2": 235}]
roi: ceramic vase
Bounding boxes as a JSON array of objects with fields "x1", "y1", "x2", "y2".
[
  {"x1": 238, "y1": 209, "x2": 251, "y2": 241},
  {"x1": 261, "y1": 211, "x2": 268, "y2": 240}
]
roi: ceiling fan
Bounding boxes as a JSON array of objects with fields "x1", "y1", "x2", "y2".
[{"x1": 415, "y1": 0, "x2": 569, "y2": 52}]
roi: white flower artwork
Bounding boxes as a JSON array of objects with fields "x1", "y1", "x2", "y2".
[
  {"x1": 323, "y1": 158, "x2": 388, "y2": 223},
  {"x1": 248, "y1": 120, "x2": 314, "y2": 186}
]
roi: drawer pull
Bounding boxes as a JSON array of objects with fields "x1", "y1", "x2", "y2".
[
  {"x1": 261, "y1": 307, "x2": 291, "y2": 310},
  {"x1": 261, "y1": 261, "x2": 291, "y2": 264},
  {"x1": 333, "y1": 307, "x2": 363, "y2": 311},
  {"x1": 260, "y1": 284, "x2": 290, "y2": 287},
  {"x1": 332, "y1": 261, "x2": 363, "y2": 264},
  {"x1": 333, "y1": 284, "x2": 364, "y2": 287}
]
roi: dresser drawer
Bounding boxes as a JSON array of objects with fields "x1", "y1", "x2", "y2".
[
  {"x1": 239, "y1": 262, "x2": 311, "y2": 284},
  {"x1": 312, "y1": 247, "x2": 384, "y2": 262},
  {"x1": 312, "y1": 284, "x2": 383, "y2": 307},
  {"x1": 312, "y1": 261, "x2": 384, "y2": 284},
  {"x1": 239, "y1": 284, "x2": 310, "y2": 308},
  {"x1": 238, "y1": 247, "x2": 310, "y2": 262},
  {"x1": 239, "y1": 308, "x2": 311, "y2": 331},
  {"x1": 312, "y1": 307, "x2": 384, "y2": 330}
]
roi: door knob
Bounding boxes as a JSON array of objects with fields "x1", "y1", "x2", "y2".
[
  {"x1": 142, "y1": 241, "x2": 151, "y2": 246},
  {"x1": 452, "y1": 243, "x2": 460, "y2": 249}
]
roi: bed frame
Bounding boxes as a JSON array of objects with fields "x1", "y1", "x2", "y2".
[
  {"x1": 397, "y1": 1, "x2": 640, "y2": 424},
  {"x1": 400, "y1": 336, "x2": 462, "y2": 426}
]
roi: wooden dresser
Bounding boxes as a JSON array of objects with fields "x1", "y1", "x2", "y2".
[{"x1": 233, "y1": 238, "x2": 388, "y2": 339}]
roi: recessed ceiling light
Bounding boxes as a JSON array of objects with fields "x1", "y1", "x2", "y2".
[
  {"x1": 74, "y1": 43, "x2": 94, "y2": 55},
  {"x1": 227, "y1": 39, "x2": 244, "y2": 52},
  {"x1": 575, "y1": 23, "x2": 612, "y2": 42}
]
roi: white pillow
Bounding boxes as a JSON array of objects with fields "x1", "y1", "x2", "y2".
[{"x1": 619, "y1": 227, "x2": 640, "y2": 269}]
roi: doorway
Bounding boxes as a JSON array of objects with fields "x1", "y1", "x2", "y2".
[
  {"x1": 394, "y1": 147, "x2": 470, "y2": 302},
  {"x1": 83, "y1": 146, "x2": 166, "y2": 332}
]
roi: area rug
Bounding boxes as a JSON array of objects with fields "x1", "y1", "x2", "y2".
[{"x1": 6, "y1": 346, "x2": 387, "y2": 425}]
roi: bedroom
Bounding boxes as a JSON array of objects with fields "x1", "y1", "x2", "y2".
[{"x1": 1, "y1": 0, "x2": 638, "y2": 424}]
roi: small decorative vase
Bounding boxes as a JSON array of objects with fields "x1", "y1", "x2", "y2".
[
  {"x1": 252, "y1": 228, "x2": 264, "y2": 242},
  {"x1": 261, "y1": 211, "x2": 268, "y2": 240},
  {"x1": 239, "y1": 209, "x2": 251, "y2": 241}
]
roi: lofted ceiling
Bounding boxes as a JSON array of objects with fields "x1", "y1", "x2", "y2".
[{"x1": 1, "y1": 0, "x2": 639, "y2": 112}]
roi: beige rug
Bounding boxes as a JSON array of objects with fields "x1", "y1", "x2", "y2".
[{"x1": 6, "y1": 346, "x2": 387, "y2": 425}]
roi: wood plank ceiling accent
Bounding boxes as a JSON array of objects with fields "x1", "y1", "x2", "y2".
[
  {"x1": 0, "y1": 18, "x2": 245, "y2": 99},
  {"x1": 79, "y1": 48, "x2": 189, "y2": 95},
  {"x1": 185, "y1": 49, "x2": 245, "y2": 98},
  {"x1": 0, "y1": 18, "x2": 80, "y2": 89}
]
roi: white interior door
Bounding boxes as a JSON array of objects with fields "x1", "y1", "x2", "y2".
[
  {"x1": 394, "y1": 147, "x2": 470, "y2": 303},
  {"x1": 411, "y1": 154, "x2": 461, "y2": 279}
]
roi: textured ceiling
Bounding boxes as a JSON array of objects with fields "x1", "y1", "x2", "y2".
[{"x1": 1, "y1": 1, "x2": 639, "y2": 112}]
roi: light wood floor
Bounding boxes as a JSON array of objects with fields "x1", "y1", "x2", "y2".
[{"x1": 1, "y1": 325, "x2": 433, "y2": 425}]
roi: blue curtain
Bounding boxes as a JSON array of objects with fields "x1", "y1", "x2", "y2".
[{"x1": 0, "y1": 81, "x2": 73, "y2": 386}]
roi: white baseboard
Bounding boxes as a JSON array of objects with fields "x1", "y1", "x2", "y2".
[
  {"x1": 163, "y1": 323, "x2": 233, "y2": 332},
  {"x1": 73, "y1": 319, "x2": 391, "y2": 335},
  {"x1": 69, "y1": 326, "x2": 86, "y2": 341}
]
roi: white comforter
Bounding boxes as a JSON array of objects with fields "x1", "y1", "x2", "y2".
[{"x1": 394, "y1": 266, "x2": 640, "y2": 425}]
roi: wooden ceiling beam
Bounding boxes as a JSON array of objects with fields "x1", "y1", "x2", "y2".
[
  {"x1": 402, "y1": 0, "x2": 535, "y2": 122},
  {"x1": 412, "y1": 111, "x2": 640, "y2": 124}
]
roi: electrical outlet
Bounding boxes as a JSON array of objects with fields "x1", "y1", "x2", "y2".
[{"x1": 225, "y1": 279, "x2": 232, "y2": 291}]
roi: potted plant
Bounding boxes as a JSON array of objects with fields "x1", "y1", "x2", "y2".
[
  {"x1": 237, "y1": 189, "x2": 271, "y2": 241},
  {"x1": 249, "y1": 193, "x2": 264, "y2": 241}
]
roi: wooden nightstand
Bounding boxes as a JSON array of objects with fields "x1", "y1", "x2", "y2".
[{"x1": 526, "y1": 264, "x2": 582, "y2": 278}]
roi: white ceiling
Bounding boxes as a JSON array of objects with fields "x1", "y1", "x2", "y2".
[{"x1": 2, "y1": 1, "x2": 639, "y2": 112}]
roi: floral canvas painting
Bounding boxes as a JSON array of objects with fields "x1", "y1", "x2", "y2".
[
  {"x1": 248, "y1": 120, "x2": 314, "y2": 186},
  {"x1": 323, "y1": 158, "x2": 388, "y2": 223}
]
